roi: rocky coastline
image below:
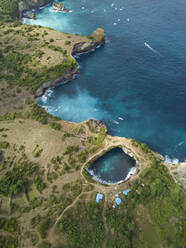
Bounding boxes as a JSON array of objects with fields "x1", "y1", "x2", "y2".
[
  {"x1": 35, "y1": 28, "x2": 105, "y2": 98},
  {"x1": 35, "y1": 66, "x2": 78, "y2": 98},
  {"x1": 18, "y1": 1, "x2": 106, "y2": 98},
  {"x1": 18, "y1": 0, "x2": 52, "y2": 17}
]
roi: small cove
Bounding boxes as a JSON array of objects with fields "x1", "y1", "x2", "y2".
[{"x1": 86, "y1": 148, "x2": 136, "y2": 185}]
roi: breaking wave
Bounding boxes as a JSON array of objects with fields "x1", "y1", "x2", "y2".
[
  {"x1": 86, "y1": 165, "x2": 136, "y2": 185},
  {"x1": 164, "y1": 155, "x2": 179, "y2": 164}
]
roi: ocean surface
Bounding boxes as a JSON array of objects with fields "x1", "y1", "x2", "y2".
[{"x1": 26, "y1": 0, "x2": 186, "y2": 164}]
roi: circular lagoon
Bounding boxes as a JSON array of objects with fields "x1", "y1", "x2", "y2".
[{"x1": 86, "y1": 148, "x2": 136, "y2": 185}]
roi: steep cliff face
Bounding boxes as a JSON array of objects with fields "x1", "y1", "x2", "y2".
[
  {"x1": 72, "y1": 28, "x2": 105, "y2": 55},
  {"x1": 35, "y1": 28, "x2": 105, "y2": 97},
  {"x1": 18, "y1": 0, "x2": 52, "y2": 16}
]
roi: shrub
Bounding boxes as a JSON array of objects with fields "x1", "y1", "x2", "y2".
[
  {"x1": 78, "y1": 150, "x2": 88, "y2": 163},
  {"x1": 34, "y1": 174, "x2": 46, "y2": 193},
  {"x1": 38, "y1": 241, "x2": 51, "y2": 248},
  {"x1": 63, "y1": 145, "x2": 79, "y2": 155},
  {"x1": 49, "y1": 122, "x2": 61, "y2": 130},
  {"x1": 38, "y1": 217, "x2": 52, "y2": 239},
  {"x1": 33, "y1": 50, "x2": 45, "y2": 58},
  {"x1": 31, "y1": 104, "x2": 48, "y2": 124},
  {"x1": 65, "y1": 40, "x2": 71, "y2": 45},
  {"x1": 25, "y1": 97, "x2": 33, "y2": 105},
  {"x1": 0, "y1": 141, "x2": 9, "y2": 149},
  {"x1": 34, "y1": 149, "x2": 43, "y2": 158}
]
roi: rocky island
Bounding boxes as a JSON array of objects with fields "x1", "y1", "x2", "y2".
[
  {"x1": 52, "y1": 1, "x2": 70, "y2": 12},
  {"x1": 0, "y1": 1, "x2": 185, "y2": 248}
]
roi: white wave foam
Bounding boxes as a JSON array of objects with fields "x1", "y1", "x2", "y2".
[
  {"x1": 43, "y1": 106, "x2": 52, "y2": 112},
  {"x1": 41, "y1": 95, "x2": 47, "y2": 103},
  {"x1": 124, "y1": 166, "x2": 136, "y2": 181},
  {"x1": 178, "y1": 141, "x2": 184, "y2": 146},
  {"x1": 22, "y1": 18, "x2": 27, "y2": 23},
  {"x1": 144, "y1": 42, "x2": 162, "y2": 56},
  {"x1": 86, "y1": 168, "x2": 124, "y2": 185},
  {"x1": 47, "y1": 88, "x2": 54, "y2": 97},
  {"x1": 86, "y1": 166, "x2": 136, "y2": 185},
  {"x1": 164, "y1": 155, "x2": 179, "y2": 164},
  {"x1": 53, "y1": 105, "x2": 63, "y2": 112}
]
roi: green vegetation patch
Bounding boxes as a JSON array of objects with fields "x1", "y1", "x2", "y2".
[
  {"x1": 38, "y1": 216, "x2": 52, "y2": 239},
  {"x1": 0, "y1": 0, "x2": 19, "y2": 23},
  {"x1": 0, "y1": 140, "x2": 9, "y2": 149},
  {"x1": 50, "y1": 121, "x2": 61, "y2": 130},
  {"x1": 0, "y1": 235, "x2": 18, "y2": 248},
  {"x1": 0, "y1": 159, "x2": 45, "y2": 197},
  {"x1": 57, "y1": 201, "x2": 105, "y2": 248},
  {"x1": 0, "y1": 217, "x2": 19, "y2": 232}
]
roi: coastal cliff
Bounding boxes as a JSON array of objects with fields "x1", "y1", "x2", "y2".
[
  {"x1": 72, "y1": 28, "x2": 105, "y2": 55},
  {"x1": 18, "y1": 0, "x2": 51, "y2": 16},
  {"x1": 35, "y1": 28, "x2": 105, "y2": 97},
  {"x1": 35, "y1": 66, "x2": 77, "y2": 98}
]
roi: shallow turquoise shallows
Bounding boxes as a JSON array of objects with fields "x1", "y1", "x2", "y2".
[
  {"x1": 26, "y1": 0, "x2": 186, "y2": 162},
  {"x1": 86, "y1": 148, "x2": 136, "y2": 184}
]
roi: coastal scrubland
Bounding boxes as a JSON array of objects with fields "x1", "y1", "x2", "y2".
[{"x1": 0, "y1": 1, "x2": 185, "y2": 248}]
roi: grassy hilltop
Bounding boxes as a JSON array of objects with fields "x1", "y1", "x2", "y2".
[{"x1": 0, "y1": 1, "x2": 185, "y2": 248}]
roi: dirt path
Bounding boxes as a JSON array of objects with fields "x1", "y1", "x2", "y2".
[
  {"x1": 47, "y1": 135, "x2": 154, "y2": 245},
  {"x1": 48, "y1": 189, "x2": 96, "y2": 243}
]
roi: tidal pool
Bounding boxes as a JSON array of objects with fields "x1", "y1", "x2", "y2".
[{"x1": 86, "y1": 147, "x2": 136, "y2": 185}]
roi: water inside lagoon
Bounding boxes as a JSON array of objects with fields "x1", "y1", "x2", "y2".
[
  {"x1": 86, "y1": 148, "x2": 136, "y2": 184},
  {"x1": 26, "y1": 0, "x2": 186, "y2": 163}
]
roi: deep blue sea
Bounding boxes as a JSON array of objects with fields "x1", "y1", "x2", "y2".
[{"x1": 26, "y1": 0, "x2": 186, "y2": 163}]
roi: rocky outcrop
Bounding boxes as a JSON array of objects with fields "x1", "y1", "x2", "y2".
[
  {"x1": 52, "y1": 1, "x2": 69, "y2": 12},
  {"x1": 35, "y1": 66, "x2": 77, "y2": 97},
  {"x1": 23, "y1": 12, "x2": 36, "y2": 19},
  {"x1": 72, "y1": 28, "x2": 105, "y2": 55},
  {"x1": 18, "y1": 0, "x2": 52, "y2": 17},
  {"x1": 35, "y1": 28, "x2": 105, "y2": 98},
  {"x1": 86, "y1": 119, "x2": 107, "y2": 132}
]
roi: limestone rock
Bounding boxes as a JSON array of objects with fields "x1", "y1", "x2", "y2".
[
  {"x1": 52, "y1": 1, "x2": 69, "y2": 12},
  {"x1": 72, "y1": 28, "x2": 105, "y2": 55}
]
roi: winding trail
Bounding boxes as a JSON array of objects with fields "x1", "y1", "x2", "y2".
[{"x1": 48, "y1": 189, "x2": 96, "y2": 243}]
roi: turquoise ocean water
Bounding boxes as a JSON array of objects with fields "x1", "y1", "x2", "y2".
[{"x1": 25, "y1": 0, "x2": 186, "y2": 182}]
